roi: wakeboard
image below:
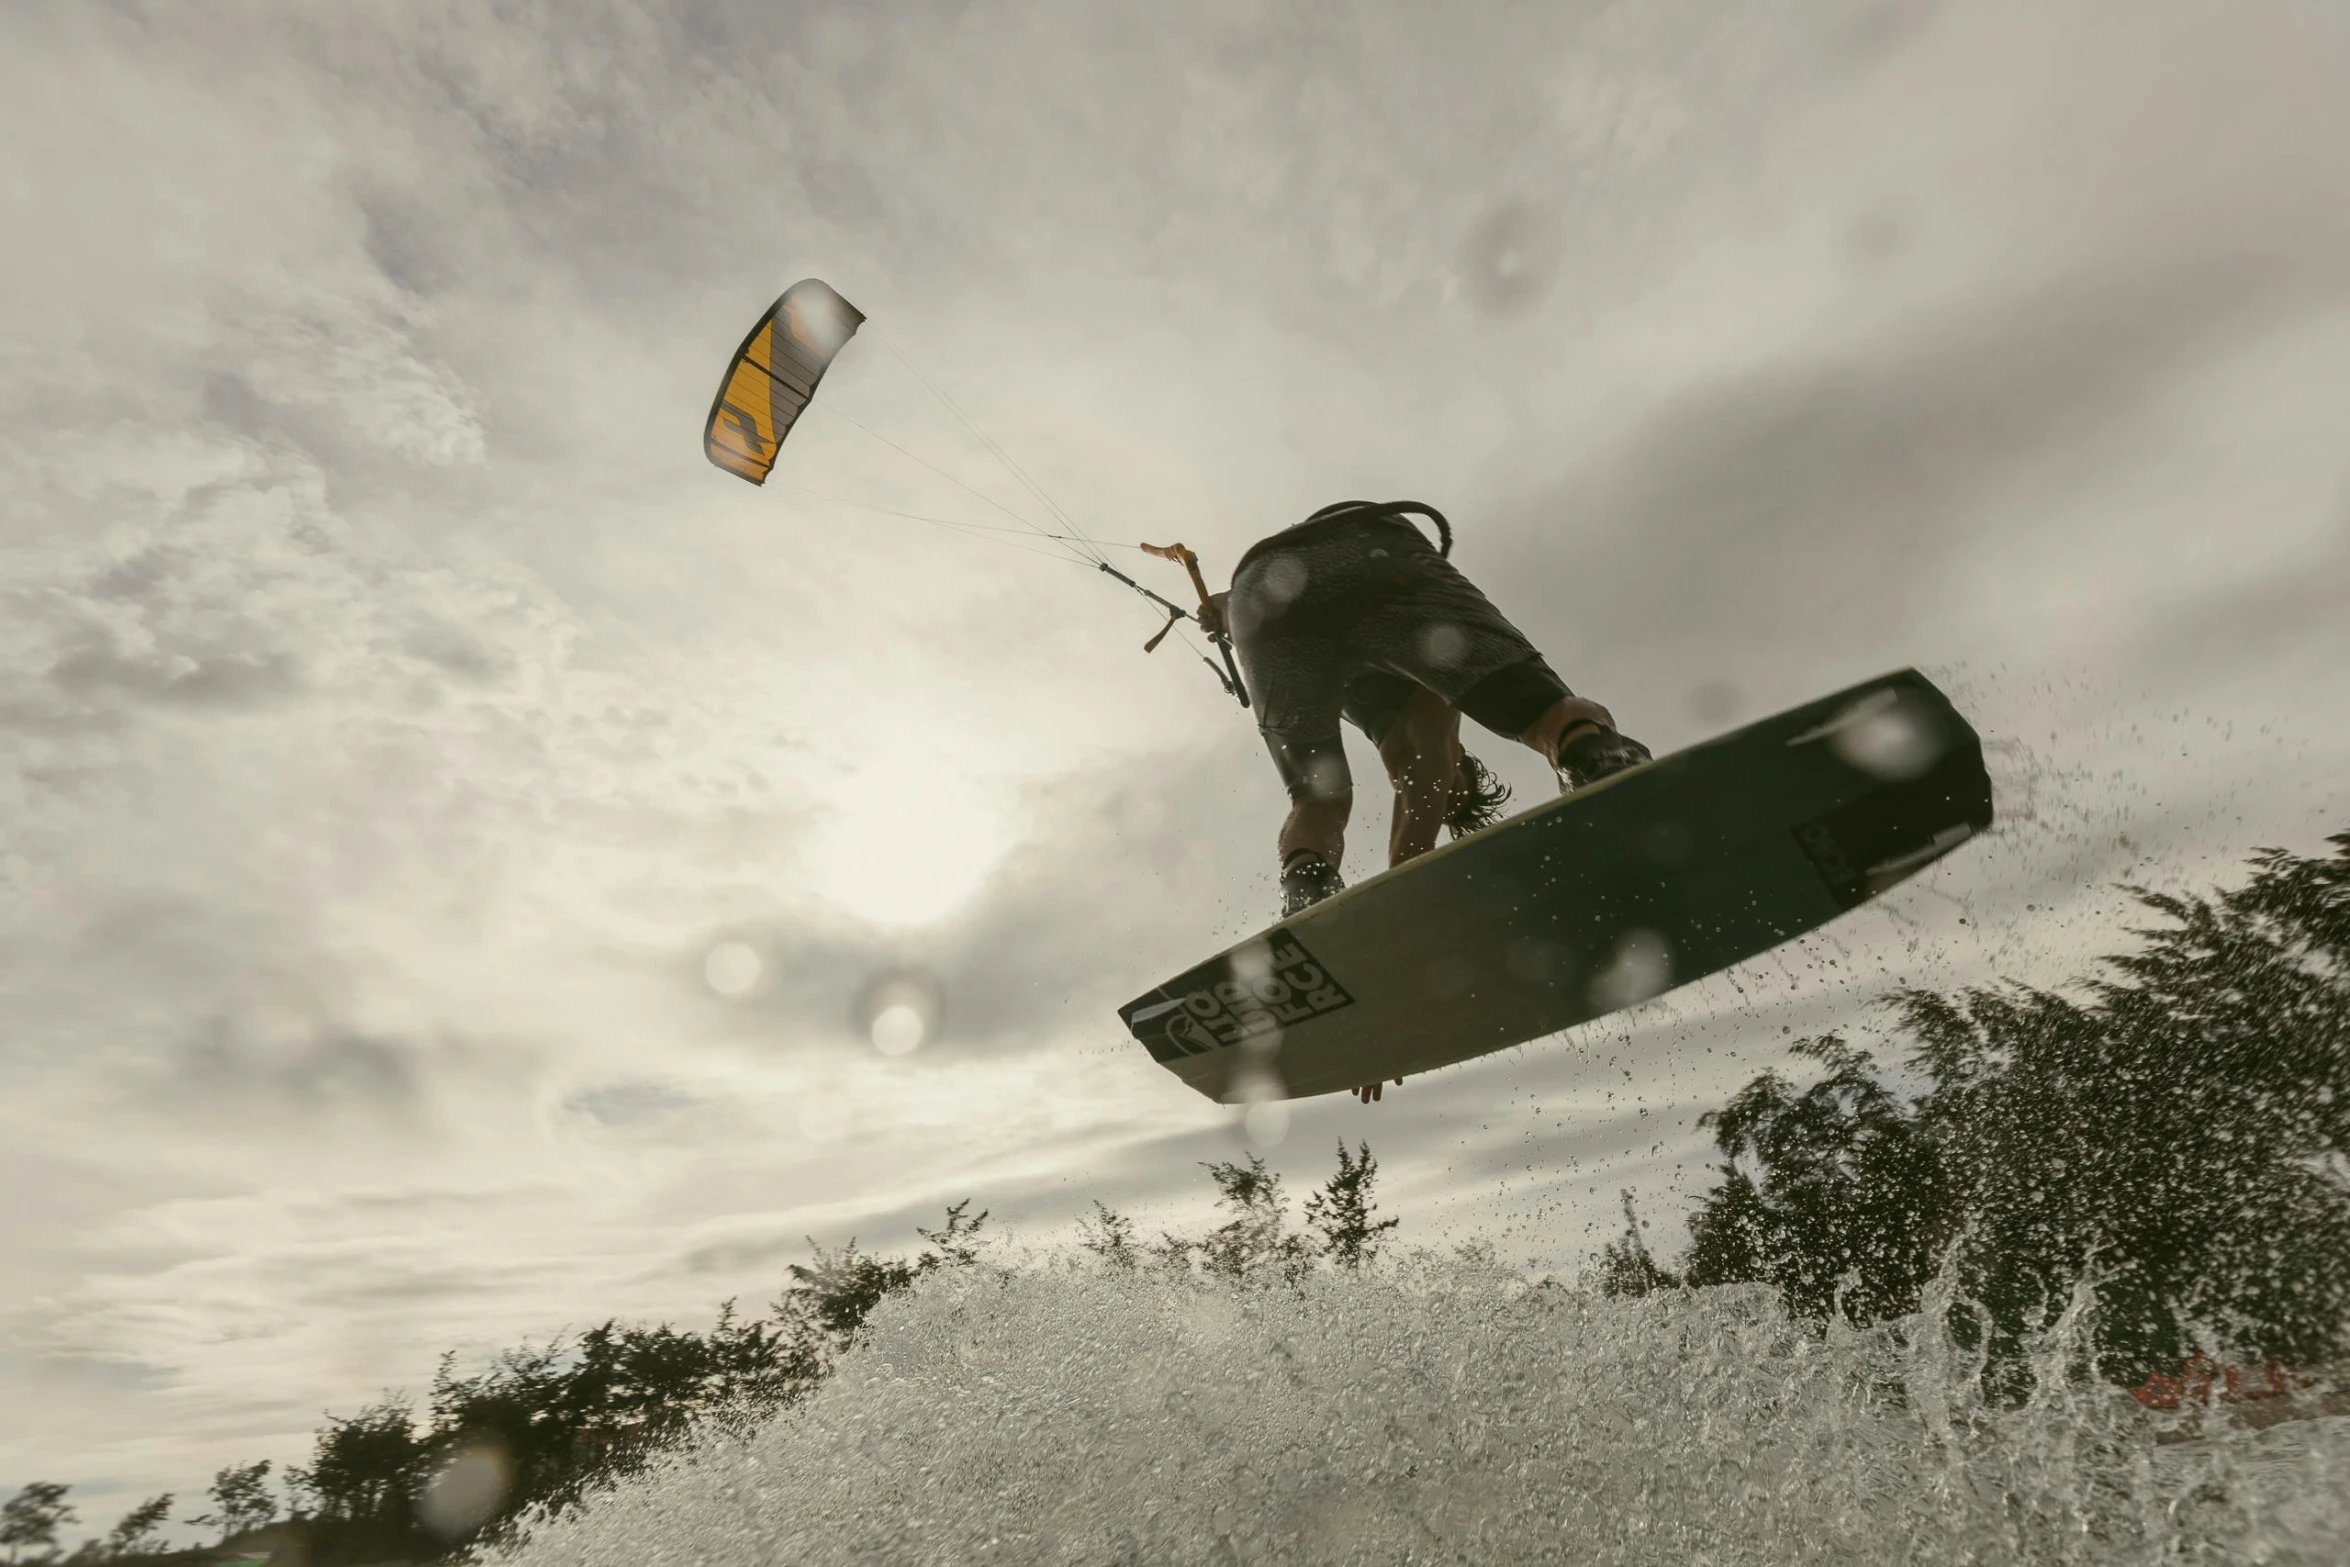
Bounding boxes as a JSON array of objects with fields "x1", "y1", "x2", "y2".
[{"x1": 1120, "y1": 668, "x2": 1993, "y2": 1101}]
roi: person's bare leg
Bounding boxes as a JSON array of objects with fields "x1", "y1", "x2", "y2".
[
  {"x1": 1277, "y1": 789, "x2": 1352, "y2": 867},
  {"x1": 1379, "y1": 686, "x2": 1462, "y2": 867}
]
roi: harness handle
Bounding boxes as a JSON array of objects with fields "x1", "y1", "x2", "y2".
[
  {"x1": 1298, "y1": 499, "x2": 1453, "y2": 557},
  {"x1": 1141, "y1": 542, "x2": 1250, "y2": 709}
]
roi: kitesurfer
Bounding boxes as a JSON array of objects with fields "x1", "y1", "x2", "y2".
[{"x1": 1199, "y1": 498, "x2": 1651, "y2": 954}]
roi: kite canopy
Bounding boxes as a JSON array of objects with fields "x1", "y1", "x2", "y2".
[{"x1": 703, "y1": 279, "x2": 866, "y2": 485}]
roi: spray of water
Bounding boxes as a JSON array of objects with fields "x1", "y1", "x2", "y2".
[{"x1": 490, "y1": 1255, "x2": 2346, "y2": 1566}]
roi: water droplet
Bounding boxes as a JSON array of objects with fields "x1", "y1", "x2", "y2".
[
  {"x1": 1304, "y1": 752, "x2": 1349, "y2": 801},
  {"x1": 1418, "y1": 621, "x2": 1469, "y2": 669},
  {"x1": 704, "y1": 941, "x2": 763, "y2": 997},
  {"x1": 870, "y1": 1002, "x2": 926, "y2": 1057},
  {"x1": 1459, "y1": 201, "x2": 1560, "y2": 317},
  {"x1": 1260, "y1": 554, "x2": 1308, "y2": 605},
  {"x1": 855, "y1": 969, "x2": 944, "y2": 1056},
  {"x1": 417, "y1": 1441, "x2": 510, "y2": 1539},
  {"x1": 1830, "y1": 695, "x2": 1944, "y2": 780},
  {"x1": 1589, "y1": 928, "x2": 1674, "y2": 1012},
  {"x1": 1230, "y1": 1061, "x2": 1288, "y2": 1130},
  {"x1": 1243, "y1": 1100, "x2": 1290, "y2": 1145}
]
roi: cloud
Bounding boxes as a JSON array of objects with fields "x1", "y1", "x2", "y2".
[
  {"x1": 400, "y1": 622, "x2": 520, "y2": 685},
  {"x1": 1494, "y1": 245, "x2": 2350, "y2": 680},
  {"x1": 563, "y1": 1080, "x2": 697, "y2": 1130},
  {"x1": 50, "y1": 645, "x2": 307, "y2": 712},
  {"x1": 171, "y1": 1021, "x2": 428, "y2": 1119}
]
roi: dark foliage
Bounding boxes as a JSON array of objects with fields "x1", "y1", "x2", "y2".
[
  {"x1": 1646, "y1": 832, "x2": 2350, "y2": 1387},
  {"x1": 186, "y1": 1462, "x2": 274, "y2": 1538},
  {"x1": 421, "y1": 1300, "x2": 820, "y2": 1547},
  {"x1": 1077, "y1": 1200, "x2": 1141, "y2": 1270},
  {"x1": 777, "y1": 1201, "x2": 986, "y2": 1350},
  {"x1": 100, "y1": 1496, "x2": 172, "y2": 1559},
  {"x1": 1191, "y1": 1156, "x2": 1315, "y2": 1281},
  {"x1": 1305, "y1": 1141, "x2": 1402, "y2": 1268},
  {"x1": 3, "y1": 1483, "x2": 76, "y2": 1562},
  {"x1": 1692, "y1": 1035, "x2": 1956, "y2": 1322}
]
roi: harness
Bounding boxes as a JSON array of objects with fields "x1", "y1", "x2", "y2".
[{"x1": 1294, "y1": 499, "x2": 1454, "y2": 558}]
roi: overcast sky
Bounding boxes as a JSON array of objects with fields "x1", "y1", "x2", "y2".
[{"x1": 5, "y1": 0, "x2": 2348, "y2": 1534}]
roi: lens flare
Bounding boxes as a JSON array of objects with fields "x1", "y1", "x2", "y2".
[
  {"x1": 1229, "y1": 941, "x2": 1276, "y2": 993},
  {"x1": 1832, "y1": 699, "x2": 1945, "y2": 781},
  {"x1": 855, "y1": 969, "x2": 944, "y2": 1057},
  {"x1": 417, "y1": 1441, "x2": 511, "y2": 1540},
  {"x1": 1588, "y1": 928, "x2": 1674, "y2": 1012},
  {"x1": 1417, "y1": 621, "x2": 1468, "y2": 669},
  {"x1": 1243, "y1": 1100, "x2": 1290, "y2": 1146},
  {"x1": 870, "y1": 1002, "x2": 926, "y2": 1057},
  {"x1": 1459, "y1": 201, "x2": 1561, "y2": 316},
  {"x1": 1259, "y1": 553, "x2": 1308, "y2": 605},
  {"x1": 1231, "y1": 1060, "x2": 1291, "y2": 1145},
  {"x1": 703, "y1": 941, "x2": 763, "y2": 997}
]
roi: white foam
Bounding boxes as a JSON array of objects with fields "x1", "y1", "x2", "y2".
[{"x1": 492, "y1": 1259, "x2": 2348, "y2": 1565}]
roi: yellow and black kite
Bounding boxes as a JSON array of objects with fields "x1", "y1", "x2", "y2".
[{"x1": 702, "y1": 279, "x2": 866, "y2": 485}]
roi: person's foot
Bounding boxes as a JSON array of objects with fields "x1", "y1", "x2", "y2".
[
  {"x1": 1353, "y1": 1077, "x2": 1403, "y2": 1103},
  {"x1": 1556, "y1": 725, "x2": 1653, "y2": 793},
  {"x1": 1280, "y1": 848, "x2": 1345, "y2": 916}
]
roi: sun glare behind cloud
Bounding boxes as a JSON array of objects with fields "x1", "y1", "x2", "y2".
[{"x1": 801, "y1": 740, "x2": 1010, "y2": 928}]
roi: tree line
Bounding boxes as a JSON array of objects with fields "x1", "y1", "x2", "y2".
[
  {"x1": 1598, "y1": 831, "x2": 2350, "y2": 1395},
  {"x1": 3, "y1": 1145, "x2": 1400, "y2": 1565}
]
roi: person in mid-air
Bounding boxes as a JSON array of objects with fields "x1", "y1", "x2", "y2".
[{"x1": 1197, "y1": 501, "x2": 1651, "y2": 1100}]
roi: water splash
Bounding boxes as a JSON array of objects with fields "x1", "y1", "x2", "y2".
[{"x1": 491, "y1": 1257, "x2": 2347, "y2": 1565}]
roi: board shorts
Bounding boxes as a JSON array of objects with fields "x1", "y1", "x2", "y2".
[{"x1": 1228, "y1": 509, "x2": 1573, "y2": 802}]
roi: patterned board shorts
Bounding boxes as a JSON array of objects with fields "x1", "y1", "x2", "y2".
[{"x1": 1229, "y1": 512, "x2": 1571, "y2": 802}]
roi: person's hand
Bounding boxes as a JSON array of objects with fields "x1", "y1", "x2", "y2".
[{"x1": 1196, "y1": 590, "x2": 1231, "y2": 640}]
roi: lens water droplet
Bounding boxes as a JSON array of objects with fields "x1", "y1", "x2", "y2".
[
  {"x1": 855, "y1": 969, "x2": 944, "y2": 1056},
  {"x1": 417, "y1": 1442, "x2": 510, "y2": 1539},
  {"x1": 1243, "y1": 1100, "x2": 1290, "y2": 1146},
  {"x1": 704, "y1": 942, "x2": 763, "y2": 997},
  {"x1": 1589, "y1": 928, "x2": 1674, "y2": 1012},
  {"x1": 870, "y1": 1002, "x2": 926, "y2": 1057}
]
